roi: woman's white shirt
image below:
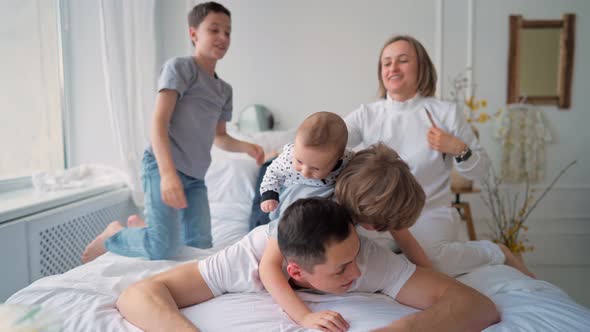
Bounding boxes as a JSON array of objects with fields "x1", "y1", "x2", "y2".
[{"x1": 345, "y1": 94, "x2": 490, "y2": 209}]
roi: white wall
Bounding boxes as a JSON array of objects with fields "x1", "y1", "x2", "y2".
[
  {"x1": 158, "y1": 0, "x2": 438, "y2": 129},
  {"x1": 66, "y1": 0, "x2": 590, "y2": 183},
  {"x1": 66, "y1": 0, "x2": 590, "y2": 305},
  {"x1": 154, "y1": 0, "x2": 590, "y2": 185},
  {"x1": 460, "y1": 0, "x2": 590, "y2": 307},
  {"x1": 472, "y1": 0, "x2": 590, "y2": 186}
]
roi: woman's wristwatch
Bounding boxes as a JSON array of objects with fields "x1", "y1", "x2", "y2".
[{"x1": 455, "y1": 145, "x2": 472, "y2": 163}]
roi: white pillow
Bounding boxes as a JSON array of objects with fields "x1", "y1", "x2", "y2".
[
  {"x1": 206, "y1": 149, "x2": 259, "y2": 206},
  {"x1": 205, "y1": 127, "x2": 297, "y2": 219},
  {"x1": 226, "y1": 123, "x2": 296, "y2": 153}
]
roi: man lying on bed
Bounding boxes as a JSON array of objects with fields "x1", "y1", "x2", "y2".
[{"x1": 117, "y1": 197, "x2": 499, "y2": 332}]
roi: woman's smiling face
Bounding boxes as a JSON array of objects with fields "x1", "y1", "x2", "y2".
[{"x1": 380, "y1": 40, "x2": 419, "y2": 101}]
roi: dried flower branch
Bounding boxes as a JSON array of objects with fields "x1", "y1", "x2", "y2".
[
  {"x1": 481, "y1": 160, "x2": 577, "y2": 254},
  {"x1": 446, "y1": 68, "x2": 493, "y2": 125}
]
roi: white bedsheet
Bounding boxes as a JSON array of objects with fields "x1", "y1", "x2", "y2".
[
  {"x1": 7, "y1": 246, "x2": 590, "y2": 331},
  {"x1": 7, "y1": 146, "x2": 590, "y2": 331}
]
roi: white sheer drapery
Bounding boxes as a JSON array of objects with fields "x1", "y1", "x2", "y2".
[
  {"x1": 1, "y1": 0, "x2": 64, "y2": 180},
  {"x1": 97, "y1": 0, "x2": 156, "y2": 206}
]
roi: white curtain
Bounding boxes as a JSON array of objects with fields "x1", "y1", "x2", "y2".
[
  {"x1": 1, "y1": 0, "x2": 64, "y2": 179},
  {"x1": 98, "y1": 0, "x2": 157, "y2": 206}
]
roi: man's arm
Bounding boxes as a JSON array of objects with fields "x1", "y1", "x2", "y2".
[
  {"x1": 375, "y1": 267, "x2": 500, "y2": 332},
  {"x1": 390, "y1": 229, "x2": 432, "y2": 269},
  {"x1": 116, "y1": 262, "x2": 214, "y2": 332}
]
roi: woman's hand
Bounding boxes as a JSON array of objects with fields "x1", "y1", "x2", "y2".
[{"x1": 427, "y1": 127, "x2": 466, "y2": 156}]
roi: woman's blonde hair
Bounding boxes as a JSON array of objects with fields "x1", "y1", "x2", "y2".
[
  {"x1": 335, "y1": 143, "x2": 425, "y2": 231},
  {"x1": 377, "y1": 35, "x2": 437, "y2": 99}
]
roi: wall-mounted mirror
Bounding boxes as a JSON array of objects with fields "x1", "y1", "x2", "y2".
[{"x1": 507, "y1": 14, "x2": 576, "y2": 109}]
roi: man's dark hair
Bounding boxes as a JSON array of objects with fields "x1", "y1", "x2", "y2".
[
  {"x1": 277, "y1": 198, "x2": 353, "y2": 272},
  {"x1": 188, "y1": 2, "x2": 231, "y2": 28}
]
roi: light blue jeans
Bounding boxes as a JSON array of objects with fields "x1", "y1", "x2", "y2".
[{"x1": 105, "y1": 151, "x2": 212, "y2": 260}]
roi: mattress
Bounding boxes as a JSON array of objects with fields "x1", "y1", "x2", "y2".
[{"x1": 6, "y1": 137, "x2": 590, "y2": 331}]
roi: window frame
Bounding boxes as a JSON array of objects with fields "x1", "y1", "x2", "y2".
[{"x1": 0, "y1": 0, "x2": 70, "y2": 193}]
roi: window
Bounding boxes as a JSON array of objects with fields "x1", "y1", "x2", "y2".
[{"x1": 0, "y1": 0, "x2": 65, "y2": 183}]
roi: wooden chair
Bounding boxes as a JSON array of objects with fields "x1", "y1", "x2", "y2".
[{"x1": 451, "y1": 187, "x2": 479, "y2": 241}]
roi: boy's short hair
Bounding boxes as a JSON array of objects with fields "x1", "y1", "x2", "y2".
[
  {"x1": 297, "y1": 112, "x2": 348, "y2": 157},
  {"x1": 188, "y1": 2, "x2": 231, "y2": 28},
  {"x1": 377, "y1": 35, "x2": 437, "y2": 98},
  {"x1": 278, "y1": 197, "x2": 353, "y2": 272},
  {"x1": 335, "y1": 143, "x2": 425, "y2": 232}
]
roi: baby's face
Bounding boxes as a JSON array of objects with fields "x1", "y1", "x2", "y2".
[{"x1": 293, "y1": 138, "x2": 340, "y2": 180}]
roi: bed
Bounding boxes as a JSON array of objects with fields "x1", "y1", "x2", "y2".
[{"x1": 6, "y1": 129, "x2": 590, "y2": 331}]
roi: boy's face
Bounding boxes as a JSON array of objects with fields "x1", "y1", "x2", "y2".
[
  {"x1": 190, "y1": 12, "x2": 231, "y2": 60},
  {"x1": 292, "y1": 225, "x2": 362, "y2": 294},
  {"x1": 293, "y1": 137, "x2": 340, "y2": 180}
]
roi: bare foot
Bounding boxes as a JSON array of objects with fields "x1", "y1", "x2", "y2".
[
  {"x1": 127, "y1": 214, "x2": 147, "y2": 228},
  {"x1": 81, "y1": 221, "x2": 124, "y2": 263},
  {"x1": 499, "y1": 244, "x2": 536, "y2": 278}
]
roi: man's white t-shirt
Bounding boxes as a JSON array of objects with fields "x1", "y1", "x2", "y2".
[{"x1": 198, "y1": 221, "x2": 416, "y2": 299}]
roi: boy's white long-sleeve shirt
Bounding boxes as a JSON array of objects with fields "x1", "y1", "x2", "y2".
[{"x1": 345, "y1": 94, "x2": 490, "y2": 210}]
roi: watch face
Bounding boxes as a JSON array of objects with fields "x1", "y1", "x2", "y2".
[{"x1": 455, "y1": 148, "x2": 472, "y2": 162}]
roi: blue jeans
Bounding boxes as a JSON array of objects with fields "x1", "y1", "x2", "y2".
[
  {"x1": 105, "y1": 151, "x2": 212, "y2": 260},
  {"x1": 249, "y1": 158, "x2": 274, "y2": 230}
]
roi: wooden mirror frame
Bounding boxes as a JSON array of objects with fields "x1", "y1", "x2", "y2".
[{"x1": 507, "y1": 14, "x2": 576, "y2": 109}]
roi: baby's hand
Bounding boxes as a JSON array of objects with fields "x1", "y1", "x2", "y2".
[
  {"x1": 300, "y1": 310, "x2": 349, "y2": 332},
  {"x1": 260, "y1": 200, "x2": 279, "y2": 213}
]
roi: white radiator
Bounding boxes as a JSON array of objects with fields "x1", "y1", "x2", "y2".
[{"x1": 24, "y1": 188, "x2": 138, "y2": 281}]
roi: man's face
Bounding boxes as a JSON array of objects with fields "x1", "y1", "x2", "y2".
[{"x1": 297, "y1": 225, "x2": 362, "y2": 294}]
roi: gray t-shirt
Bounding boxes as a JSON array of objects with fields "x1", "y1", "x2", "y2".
[{"x1": 149, "y1": 56, "x2": 233, "y2": 179}]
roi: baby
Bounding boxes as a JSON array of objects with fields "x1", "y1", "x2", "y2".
[{"x1": 259, "y1": 111, "x2": 352, "y2": 216}]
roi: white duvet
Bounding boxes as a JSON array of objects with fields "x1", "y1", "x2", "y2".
[
  {"x1": 7, "y1": 140, "x2": 590, "y2": 331},
  {"x1": 7, "y1": 242, "x2": 590, "y2": 331}
]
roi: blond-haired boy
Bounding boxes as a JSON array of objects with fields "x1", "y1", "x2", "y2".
[{"x1": 336, "y1": 143, "x2": 535, "y2": 279}]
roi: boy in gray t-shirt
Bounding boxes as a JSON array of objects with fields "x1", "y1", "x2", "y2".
[{"x1": 82, "y1": 2, "x2": 264, "y2": 263}]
